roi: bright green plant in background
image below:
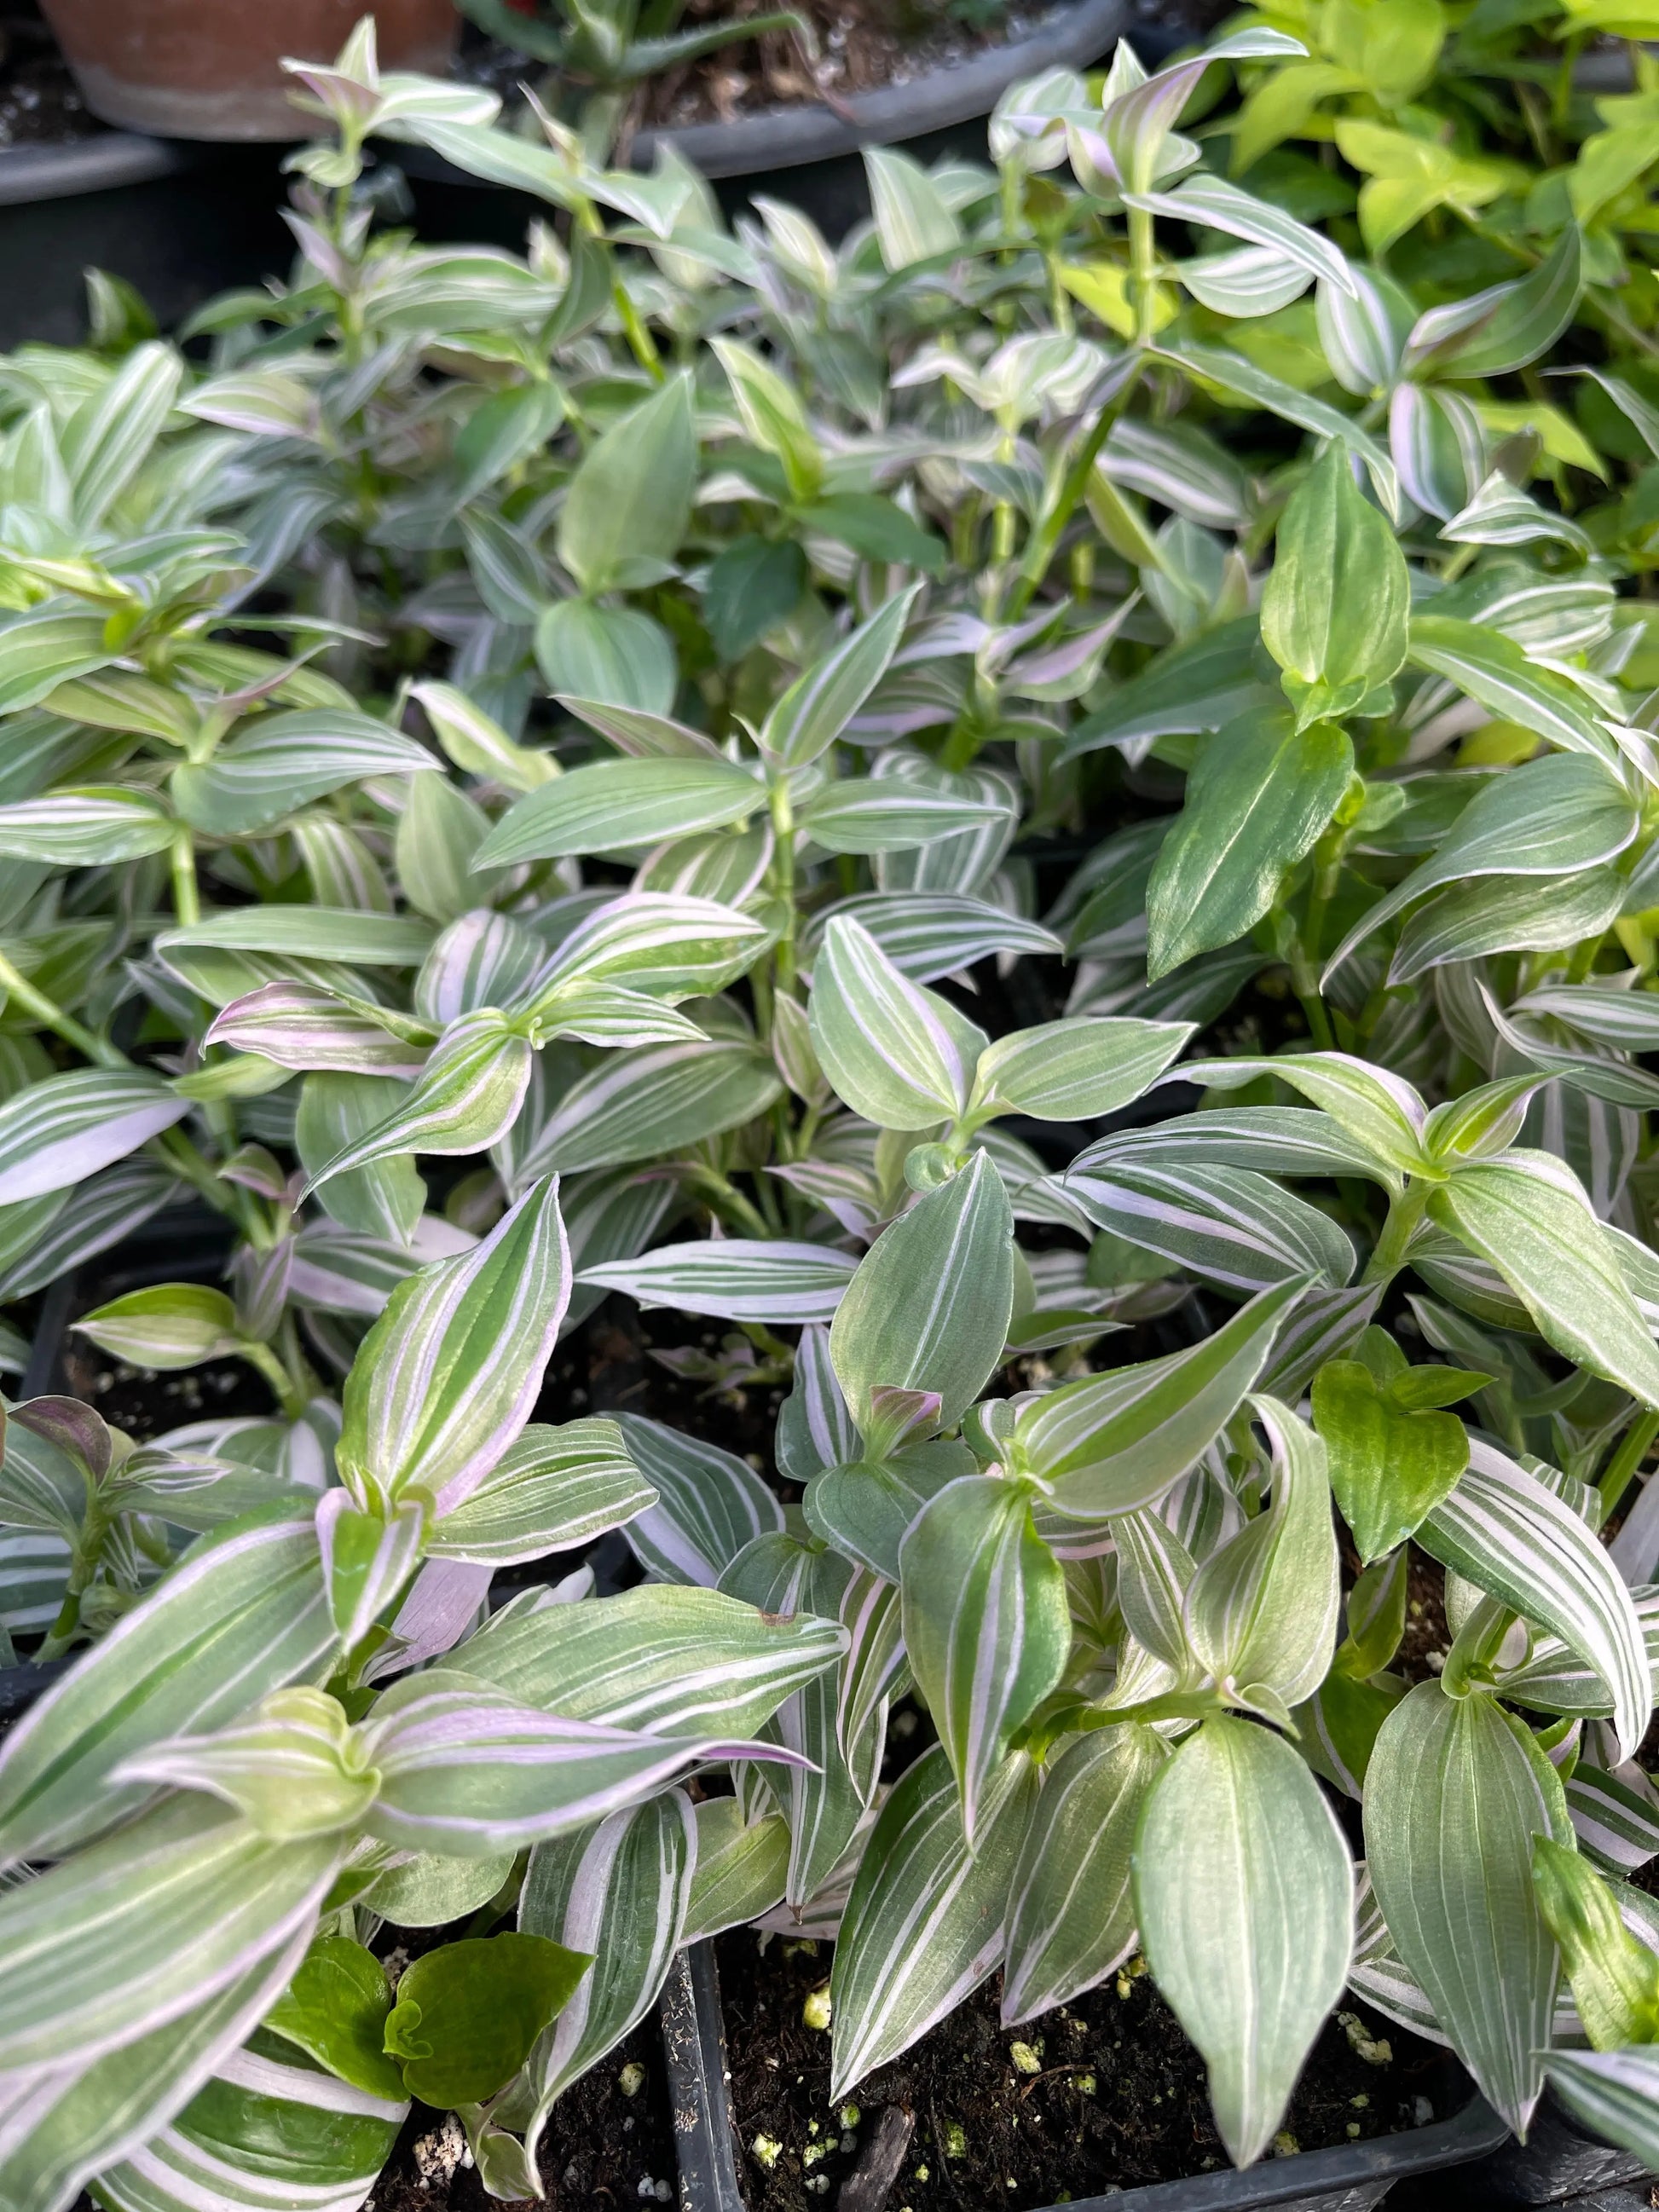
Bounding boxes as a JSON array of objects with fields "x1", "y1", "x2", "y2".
[{"x1": 14, "y1": 7, "x2": 1659, "y2": 2205}]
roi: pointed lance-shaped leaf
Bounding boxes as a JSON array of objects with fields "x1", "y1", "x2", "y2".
[
  {"x1": 578, "y1": 1239, "x2": 858, "y2": 1324},
  {"x1": 1134, "y1": 1715, "x2": 1353, "y2": 2169},
  {"x1": 760, "y1": 585, "x2": 922, "y2": 768},
  {"x1": 899, "y1": 1475, "x2": 1069, "y2": 1845},
  {"x1": 0, "y1": 1069, "x2": 192, "y2": 1206},
  {"x1": 336, "y1": 1176, "x2": 569, "y2": 1520},
  {"x1": 298, "y1": 1011, "x2": 532, "y2": 1194},
  {"x1": 809, "y1": 914, "x2": 986, "y2": 1129},
  {"x1": 1014, "y1": 1277, "x2": 1305, "y2": 1518},
  {"x1": 830, "y1": 1151, "x2": 1014, "y2": 1445},
  {"x1": 1003, "y1": 1724, "x2": 1171, "y2": 2024},
  {"x1": 614, "y1": 1415, "x2": 783, "y2": 1585},
  {"x1": 1364, "y1": 1681, "x2": 1569, "y2": 2136},
  {"x1": 426, "y1": 1418, "x2": 653, "y2": 1566},
  {"x1": 830, "y1": 1745, "x2": 1038, "y2": 2100}
]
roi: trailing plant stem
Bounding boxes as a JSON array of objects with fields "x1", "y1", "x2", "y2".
[{"x1": 1361, "y1": 1181, "x2": 1430, "y2": 1289}]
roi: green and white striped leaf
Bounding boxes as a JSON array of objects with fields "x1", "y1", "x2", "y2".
[
  {"x1": 760, "y1": 587, "x2": 921, "y2": 767},
  {"x1": 1419, "y1": 1440, "x2": 1650, "y2": 1761},
  {"x1": 476, "y1": 757, "x2": 761, "y2": 866},
  {"x1": 454, "y1": 1582, "x2": 845, "y2": 1738},
  {"x1": 1003, "y1": 1724, "x2": 1170, "y2": 2024},
  {"x1": 427, "y1": 1418, "x2": 651, "y2": 1565},
  {"x1": 1429, "y1": 1150, "x2": 1659, "y2": 1408},
  {"x1": 206, "y1": 983, "x2": 429, "y2": 1077},
  {"x1": 300, "y1": 1013, "x2": 532, "y2": 1192},
  {"x1": 685, "y1": 1799, "x2": 790, "y2": 1939},
  {"x1": 1323, "y1": 753, "x2": 1638, "y2": 985},
  {"x1": 802, "y1": 893, "x2": 1064, "y2": 983},
  {"x1": 513, "y1": 1791, "x2": 693, "y2": 2137},
  {"x1": 1135, "y1": 1716, "x2": 1354, "y2": 2168},
  {"x1": 1126, "y1": 173, "x2": 1354, "y2": 294},
  {"x1": 776, "y1": 1321, "x2": 858, "y2": 1482},
  {"x1": 801, "y1": 774, "x2": 1009, "y2": 857},
  {"x1": 0, "y1": 1510, "x2": 334, "y2": 1865},
  {"x1": 0, "y1": 1070, "x2": 190, "y2": 1206},
  {"x1": 158, "y1": 907, "x2": 435, "y2": 967},
  {"x1": 513, "y1": 891, "x2": 768, "y2": 1009},
  {"x1": 361, "y1": 1672, "x2": 806, "y2": 1856},
  {"x1": 1068, "y1": 1162, "x2": 1356, "y2": 1290},
  {"x1": 1364, "y1": 1681, "x2": 1569, "y2": 2134},
  {"x1": 578, "y1": 1239, "x2": 858, "y2": 1323},
  {"x1": 0, "y1": 607, "x2": 113, "y2": 713},
  {"x1": 1014, "y1": 1277, "x2": 1304, "y2": 1517},
  {"x1": 517, "y1": 1040, "x2": 783, "y2": 1178},
  {"x1": 0, "y1": 1934, "x2": 314, "y2": 2212},
  {"x1": 91, "y1": 2031, "x2": 407, "y2": 2212},
  {"x1": 0, "y1": 786, "x2": 175, "y2": 863},
  {"x1": 336, "y1": 1176, "x2": 569, "y2": 1519},
  {"x1": 173, "y1": 713, "x2": 438, "y2": 837},
  {"x1": 1546, "y1": 2043, "x2": 1659, "y2": 2169},
  {"x1": 411, "y1": 678, "x2": 558, "y2": 793},
  {"x1": 1074, "y1": 1106, "x2": 1396, "y2": 1188},
  {"x1": 1184, "y1": 1395, "x2": 1340, "y2": 1713},
  {"x1": 809, "y1": 914, "x2": 986, "y2": 1129},
  {"x1": 830, "y1": 1745, "x2": 1037, "y2": 2101},
  {"x1": 967, "y1": 1017, "x2": 1193, "y2": 1127},
  {"x1": 1564, "y1": 1764, "x2": 1659, "y2": 1875},
  {"x1": 1180, "y1": 1052, "x2": 1431, "y2": 1181},
  {"x1": 615, "y1": 1415, "x2": 783, "y2": 1585},
  {"x1": 298, "y1": 1071, "x2": 425, "y2": 1245},
  {"x1": 830, "y1": 1151, "x2": 1014, "y2": 1443},
  {"x1": 0, "y1": 1792, "x2": 344, "y2": 2071},
  {"x1": 900, "y1": 1475, "x2": 1068, "y2": 1843}
]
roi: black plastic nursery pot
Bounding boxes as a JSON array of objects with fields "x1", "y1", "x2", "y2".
[
  {"x1": 0, "y1": 134, "x2": 292, "y2": 350},
  {"x1": 658, "y1": 1938, "x2": 1512, "y2": 2212}
]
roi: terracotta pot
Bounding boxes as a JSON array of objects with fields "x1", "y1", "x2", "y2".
[{"x1": 36, "y1": 0, "x2": 459, "y2": 140}]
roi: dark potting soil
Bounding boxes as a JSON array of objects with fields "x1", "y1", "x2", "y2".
[
  {"x1": 367, "y1": 2013, "x2": 678, "y2": 2212},
  {"x1": 0, "y1": 0, "x2": 94, "y2": 145},
  {"x1": 55, "y1": 1334, "x2": 277, "y2": 1441},
  {"x1": 459, "y1": 0, "x2": 1230, "y2": 140},
  {"x1": 718, "y1": 1929, "x2": 1446, "y2": 2212}
]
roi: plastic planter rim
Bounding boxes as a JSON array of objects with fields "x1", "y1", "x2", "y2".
[{"x1": 0, "y1": 130, "x2": 194, "y2": 208}]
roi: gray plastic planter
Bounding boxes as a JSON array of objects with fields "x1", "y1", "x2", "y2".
[
  {"x1": 630, "y1": 0, "x2": 1127, "y2": 180},
  {"x1": 659, "y1": 1938, "x2": 1512, "y2": 2212}
]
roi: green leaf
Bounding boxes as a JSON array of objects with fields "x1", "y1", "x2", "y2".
[
  {"x1": 265, "y1": 1932, "x2": 405, "y2": 2099},
  {"x1": 966, "y1": 1017, "x2": 1194, "y2": 1127},
  {"x1": 1406, "y1": 226, "x2": 1581, "y2": 380},
  {"x1": 808, "y1": 914, "x2": 986, "y2": 1129},
  {"x1": 0, "y1": 1068, "x2": 191, "y2": 1206},
  {"x1": 1135, "y1": 1715, "x2": 1353, "y2": 2167},
  {"x1": 1546, "y1": 2044, "x2": 1659, "y2": 2169},
  {"x1": 557, "y1": 372, "x2": 696, "y2": 594},
  {"x1": 900, "y1": 1475, "x2": 1068, "y2": 1844},
  {"x1": 1311, "y1": 1357, "x2": 1469, "y2": 1561},
  {"x1": 1014, "y1": 1278, "x2": 1304, "y2": 1517},
  {"x1": 427, "y1": 1418, "x2": 652, "y2": 1565},
  {"x1": 830, "y1": 1746, "x2": 1036, "y2": 2100},
  {"x1": 704, "y1": 535, "x2": 807, "y2": 661},
  {"x1": 1147, "y1": 710, "x2": 1354, "y2": 979},
  {"x1": 1404, "y1": 618, "x2": 1621, "y2": 765},
  {"x1": 476, "y1": 756, "x2": 760, "y2": 866},
  {"x1": 1184, "y1": 1395, "x2": 1340, "y2": 1713},
  {"x1": 1259, "y1": 440, "x2": 1408, "y2": 726},
  {"x1": 383, "y1": 1932, "x2": 590, "y2": 2106},
  {"x1": 535, "y1": 600, "x2": 676, "y2": 713},
  {"x1": 685, "y1": 1799, "x2": 789, "y2": 1940},
  {"x1": 0, "y1": 786, "x2": 176, "y2": 864},
  {"x1": 73, "y1": 1282, "x2": 245, "y2": 1371},
  {"x1": 1532, "y1": 1835, "x2": 1659, "y2": 2050},
  {"x1": 0, "y1": 608, "x2": 112, "y2": 713},
  {"x1": 1364, "y1": 1682, "x2": 1568, "y2": 2134},
  {"x1": 830, "y1": 1152, "x2": 1014, "y2": 1443},
  {"x1": 298, "y1": 1015, "x2": 531, "y2": 1193},
  {"x1": 1003, "y1": 1724, "x2": 1170, "y2": 2024},
  {"x1": 712, "y1": 337, "x2": 824, "y2": 503},
  {"x1": 172, "y1": 713, "x2": 438, "y2": 837},
  {"x1": 0, "y1": 1510, "x2": 334, "y2": 1864},
  {"x1": 517, "y1": 1039, "x2": 783, "y2": 1176},
  {"x1": 297, "y1": 1071, "x2": 426, "y2": 1244},
  {"x1": 1429, "y1": 1151, "x2": 1659, "y2": 1407},
  {"x1": 864, "y1": 147, "x2": 962, "y2": 269}
]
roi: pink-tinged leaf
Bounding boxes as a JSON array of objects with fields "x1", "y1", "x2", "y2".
[
  {"x1": 0, "y1": 1070, "x2": 191, "y2": 1204},
  {"x1": 13, "y1": 1396, "x2": 113, "y2": 1481},
  {"x1": 361, "y1": 1674, "x2": 812, "y2": 1856},
  {"x1": 206, "y1": 983, "x2": 431, "y2": 1077},
  {"x1": 365, "y1": 1556, "x2": 494, "y2": 1680},
  {"x1": 338, "y1": 1177, "x2": 570, "y2": 1519}
]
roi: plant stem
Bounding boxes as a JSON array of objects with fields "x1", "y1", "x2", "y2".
[
  {"x1": 769, "y1": 782, "x2": 797, "y2": 996},
  {"x1": 1361, "y1": 1179, "x2": 1430, "y2": 1289},
  {"x1": 170, "y1": 829, "x2": 201, "y2": 928},
  {"x1": 680, "y1": 1164, "x2": 772, "y2": 1240},
  {"x1": 1598, "y1": 1409, "x2": 1659, "y2": 1522},
  {"x1": 1005, "y1": 360, "x2": 1142, "y2": 620},
  {"x1": 0, "y1": 948, "x2": 125, "y2": 1071}
]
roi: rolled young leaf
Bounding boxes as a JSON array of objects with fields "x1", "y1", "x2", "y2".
[{"x1": 1134, "y1": 1715, "x2": 1354, "y2": 2168}]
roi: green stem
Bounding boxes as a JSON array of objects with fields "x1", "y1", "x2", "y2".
[
  {"x1": 244, "y1": 1339, "x2": 309, "y2": 1423},
  {"x1": 1361, "y1": 1179, "x2": 1430, "y2": 1290},
  {"x1": 680, "y1": 1164, "x2": 773, "y2": 1240},
  {"x1": 769, "y1": 782, "x2": 797, "y2": 996},
  {"x1": 170, "y1": 829, "x2": 200, "y2": 928},
  {"x1": 1005, "y1": 359, "x2": 1142, "y2": 620},
  {"x1": 1598, "y1": 1409, "x2": 1659, "y2": 1522},
  {"x1": 0, "y1": 948, "x2": 125, "y2": 1071},
  {"x1": 1129, "y1": 204, "x2": 1158, "y2": 348}
]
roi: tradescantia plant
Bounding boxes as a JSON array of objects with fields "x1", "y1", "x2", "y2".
[{"x1": 14, "y1": 6, "x2": 1659, "y2": 2205}]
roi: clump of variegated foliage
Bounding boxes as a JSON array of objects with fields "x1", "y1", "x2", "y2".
[{"x1": 9, "y1": 7, "x2": 1659, "y2": 2207}]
